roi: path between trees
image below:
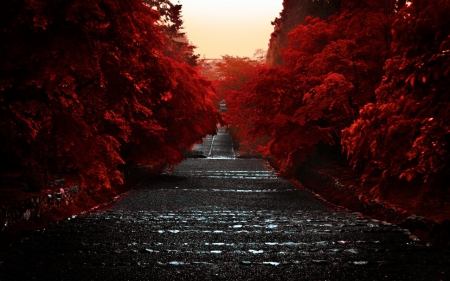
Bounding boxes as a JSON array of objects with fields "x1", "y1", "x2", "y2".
[{"x1": 0, "y1": 127, "x2": 449, "y2": 280}]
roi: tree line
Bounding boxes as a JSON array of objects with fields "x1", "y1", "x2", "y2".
[
  {"x1": 218, "y1": 0, "x2": 449, "y2": 202},
  {"x1": 0, "y1": 0, "x2": 221, "y2": 190}
]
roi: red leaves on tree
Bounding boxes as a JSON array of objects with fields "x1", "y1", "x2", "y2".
[
  {"x1": 0, "y1": 0, "x2": 220, "y2": 190},
  {"x1": 204, "y1": 56, "x2": 263, "y2": 153},
  {"x1": 210, "y1": 0, "x2": 449, "y2": 208},
  {"x1": 342, "y1": 0, "x2": 450, "y2": 192},
  {"x1": 226, "y1": 2, "x2": 392, "y2": 176}
]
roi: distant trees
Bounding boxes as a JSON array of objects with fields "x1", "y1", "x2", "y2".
[
  {"x1": 0, "y1": 0, "x2": 220, "y2": 190},
  {"x1": 214, "y1": 56, "x2": 264, "y2": 153},
  {"x1": 225, "y1": 0, "x2": 449, "y2": 200}
]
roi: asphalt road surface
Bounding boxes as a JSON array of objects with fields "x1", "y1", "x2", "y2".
[{"x1": 0, "y1": 127, "x2": 449, "y2": 280}]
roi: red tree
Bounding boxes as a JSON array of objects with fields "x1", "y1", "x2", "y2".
[
  {"x1": 211, "y1": 56, "x2": 265, "y2": 154},
  {"x1": 226, "y1": 1, "x2": 397, "y2": 175},
  {"x1": 342, "y1": 0, "x2": 450, "y2": 200},
  {"x1": 0, "y1": 0, "x2": 220, "y2": 190}
]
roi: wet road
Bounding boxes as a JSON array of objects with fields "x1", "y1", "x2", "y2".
[{"x1": 1, "y1": 127, "x2": 449, "y2": 280}]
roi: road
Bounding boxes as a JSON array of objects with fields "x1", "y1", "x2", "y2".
[{"x1": 0, "y1": 127, "x2": 449, "y2": 280}]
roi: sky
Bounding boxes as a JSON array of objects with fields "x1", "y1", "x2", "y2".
[{"x1": 179, "y1": 0, "x2": 283, "y2": 59}]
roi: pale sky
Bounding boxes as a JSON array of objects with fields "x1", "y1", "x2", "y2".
[{"x1": 179, "y1": 0, "x2": 283, "y2": 59}]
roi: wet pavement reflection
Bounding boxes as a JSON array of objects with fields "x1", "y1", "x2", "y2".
[{"x1": 0, "y1": 127, "x2": 449, "y2": 280}]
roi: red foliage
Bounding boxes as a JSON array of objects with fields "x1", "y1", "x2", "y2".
[
  {"x1": 221, "y1": 0, "x2": 449, "y2": 204},
  {"x1": 266, "y1": 0, "x2": 340, "y2": 66},
  {"x1": 0, "y1": 0, "x2": 220, "y2": 190},
  {"x1": 342, "y1": 0, "x2": 450, "y2": 193},
  {"x1": 212, "y1": 56, "x2": 266, "y2": 153},
  {"x1": 226, "y1": 1, "x2": 395, "y2": 176},
  {"x1": 227, "y1": 0, "x2": 450, "y2": 204},
  {"x1": 145, "y1": 0, "x2": 200, "y2": 66}
]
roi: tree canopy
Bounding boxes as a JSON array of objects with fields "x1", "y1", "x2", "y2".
[
  {"x1": 342, "y1": 0, "x2": 450, "y2": 193},
  {"x1": 0, "y1": 0, "x2": 220, "y2": 190},
  {"x1": 224, "y1": 0, "x2": 449, "y2": 200}
]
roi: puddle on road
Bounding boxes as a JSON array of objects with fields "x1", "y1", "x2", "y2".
[
  {"x1": 345, "y1": 248, "x2": 360, "y2": 254},
  {"x1": 168, "y1": 261, "x2": 185, "y2": 265},
  {"x1": 249, "y1": 249, "x2": 264, "y2": 254},
  {"x1": 195, "y1": 250, "x2": 207, "y2": 254},
  {"x1": 192, "y1": 261, "x2": 211, "y2": 265},
  {"x1": 165, "y1": 249, "x2": 178, "y2": 253},
  {"x1": 263, "y1": 262, "x2": 280, "y2": 266}
]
